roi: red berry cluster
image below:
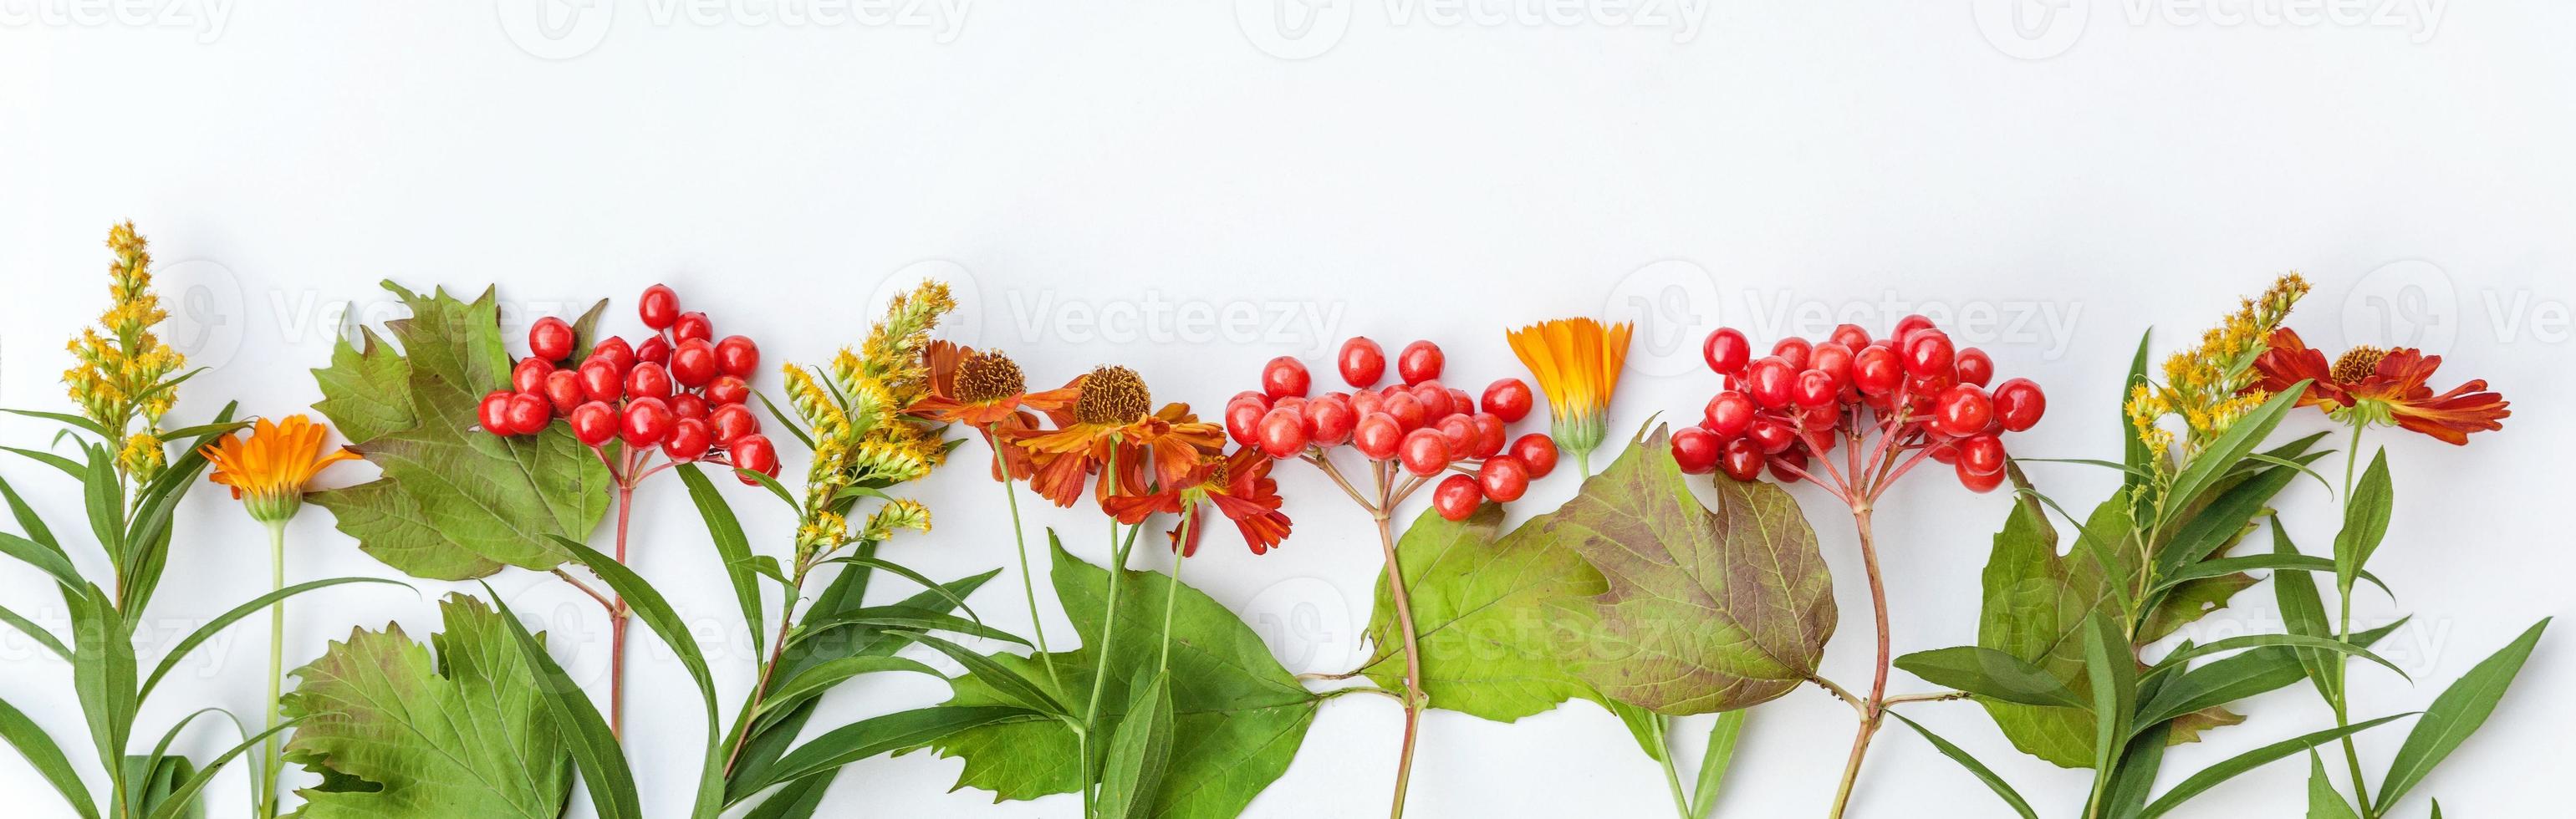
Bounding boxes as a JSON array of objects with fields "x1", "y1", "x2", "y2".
[
  {"x1": 1673, "y1": 316, "x2": 2046, "y2": 496},
  {"x1": 477, "y1": 283, "x2": 781, "y2": 484},
  {"x1": 1232, "y1": 338, "x2": 1558, "y2": 521}
]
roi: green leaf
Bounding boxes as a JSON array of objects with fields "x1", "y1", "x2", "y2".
[
  {"x1": 2151, "y1": 633, "x2": 2409, "y2": 683},
  {"x1": 547, "y1": 535, "x2": 727, "y2": 819},
  {"x1": 280, "y1": 595, "x2": 573, "y2": 818},
  {"x1": 1542, "y1": 430, "x2": 1836, "y2": 715},
  {"x1": 2148, "y1": 431, "x2": 2328, "y2": 583},
  {"x1": 482, "y1": 589, "x2": 640, "y2": 819},
  {"x1": 0, "y1": 694, "x2": 99, "y2": 819},
  {"x1": 2267, "y1": 517, "x2": 2345, "y2": 701},
  {"x1": 1976, "y1": 483, "x2": 2140, "y2": 767},
  {"x1": 2138, "y1": 714, "x2": 2413, "y2": 818},
  {"x1": 138, "y1": 577, "x2": 410, "y2": 705},
  {"x1": 1097, "y1": 674, "x2": 1177, "y2": 819},
  {"x1": 2120, "y1": 329, "x2": 2155, "y2": 492},
  {"x1": 1896, "y1": 646, "x2": 2089, "y2": 710},
  {"x1": 1359, "y1": 502, "x2": 1608, "y2": 721},
  {"x1": 2154, "y1": 555, "x2": 2385, "y2": 598},
  {"x1": 140, "y1": 720, "x2": 299, "y2": 819},
  {"x1": 2373, "y1": 618, "x2": 2550, "y2": 814},
  {"x1": 729, "y1": 706, "x2": 1038, "y2": 802},
  {"x1": 2334, "y1": 450, "x2": 2393, "y2": 594},
  {"x1": 0, "y1": 530, "x2": 86, "y2": 591},
  {"x1": 900, "y1": 631, "x2": 1072, "y2": 719},
  {"x1": 2308, "y1": 752, "x2": 2362, "y2": 819},
  {"x1": 926, "y1": 542, "x2": 1319, "y2": 818},
  {"x1": 795, "y1": 607, "x2": 1028, "y2": 649},
  {"x1": 0, "y1": 408, "x2": 114, "y2": 441},
  {"x1": 752, "y1": 656, "x2": 941, "y2": 731},
  {"x1": 2083, "y1": 613, "x2": 2137, "y2": 779},
  {"x1": 67, "y1": 584, "x2": 135, "y2": 776},
  {"x1": 1890, "y1": 712, "x2": 2038, "y2": 819},
  {"x1": 309, "y1": 282, "x2": 611, "y2": 580},
  {"x1": 1690, "y1": 710, "x2": 1747, "y2": 818},
  {"x1": 678, "y1": 463, "x2": 768, "y2": 659},
  {"x1": 2161, "y1": 382, "x2": 2308, "y2": 526},
  {"x1": 0, "y1": 601, "x2": 68, "y2": 661}
]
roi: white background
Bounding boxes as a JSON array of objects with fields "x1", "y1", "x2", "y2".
[{"x1": 2, "y1": 1, "x2": 2569, "y2": 816}]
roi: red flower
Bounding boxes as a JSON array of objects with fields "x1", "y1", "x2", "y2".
[
  {"x1": 1104, "y1": 447, "x2": 1293, "y2": 557},
  {"x1": 2248, "y1": 328, "x2": 2509, "y2": 445}
]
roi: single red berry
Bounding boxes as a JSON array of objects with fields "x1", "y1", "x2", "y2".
[
  {"x1": 477, "y1": 390, "x2": 514, "y2": 435},
  {"x1": 528, "y1": 317, "x2": 576, "y2": 362},
  {"x1": 1257, "y1": 355, "x2": 1310, "y2": 399},
  {"x1": 1933, "y1": 384, "x2": 1994, "y2": 438},
  {"x1": 1469, "y1": 413, "x2": 1507, "y2": 458},
  {"x1": 577, "y1": 359, "x2": 624, "y2": 403},
  {"x1": 715, "y1": 335, "x2": 761, "y2": 379},
  {"x1": 671, "y1": 393, "x2": 710, "y2": 421},
  {"x1": 1510, "y1": 434, "x2": 1558, "y2": 478},
  {"x1": 1433, "y1": 474, "x2": 1482, "y2": 521},
  {"x1": 1901, "y1": 330, "x2": 1955, "y2": 379},
  {"x1": 1354, "y1": 413, "x2": 1405, "y2": 460},
  {"x1": 670, "y1": 338, "x2": 718, "y2": 387},
  {"x1": 1829, "y1": 323, "x2": 1872, "y2": 352},
  {"x1": 1703, "y1": 328, "x2": 1752, "y2": 375},
  {"x1": 570, "y1": 401, "x2": 618, "y2": 445},
  {"x1": 1226, "y1": 396, "x2": 1269, "y2": 447},
  {"x1": 1747, "y1": 417, "x2": 1793, "y2": 455},
  {"x1": 1992, "y1": 378, "x2": 2047, "y2": 432},
  {"x1": 635, "y1": 335, "x2": 671, "y2": 367},
  {"x1": 625, "y1": 361, "x2": 675, "y2": 401},
  {"x1": 1434, "y1": 415, "x2": 1476, "y2": 455},
  {"x1": 512, "y1": 357, "x2": 553, "y2": 395},
  {"x1": 1478, "y1": 455, "x2": 1532, "y2": 501},
  {"x1": 1853, "y1": 344, "x2": 1903, "y2": 394},
  {"x1": 1954, "y1": 347, "x2": 1994, "y2": 387},
  {"x1": 1811, "y1": 343, "x2": 1854, "y2": 388},
  {"x1": 672, "y1": 311, "x2": 714, "y2": 343},
  {"x1": 1383, "y1": 390, "x2": 1427, "y2": 431},
  {"x1": 1719, "y1": 437, "x2": 1764, "y2": 481},
  {"x1": 1481, "y1": 379, "x2": 1534, "y2": 423},
  {"x1": 1671, "y1": 426, "x2": 1722, "y2": 474},
  {"x1": 1927, "y1": 438, "x2": 1961, "y2": 465},
  {"x1": 620, "y1": 397, "x2": 675, "y2": 446},
  {"x1": 1745, "y1": 356, "x2": 1798, "y2": 409},
  {"x1": 504, "y1": 392, "x2": 552, "y2": 436},
  {"x1": 1703, "y1": 391, "x2": 1756, "y2": 438},
  {"x1": 1339, "y1": 337, "x2": 1387, "y2": 387},
  {"x1": 1306, "y1": 395, "x2": 1358, "y2": 445},
  {"x1": 728, "y1": 435, "x2": 780, "y2": 485},
  {"x1": 709, "y1": 403, "x2": 760, "y2": 445},
  {"x1": 705, "y1": 375, "x2": 750, "y2": 406},
  {"x1": 639, "y1": 284, "x2": 681, "y2": 330},
  {"x1": 1893, "y1": 314, "x2": 1936, "y2": 342},
  {"x1": 1447, "y1": 387, "x2": 1475, "y2": 416},
  {"x1": 1411, "y1": 381, "x2": 1453, "y2": 420},
  {"x1": 1956, "y1": 459, "x2": 2005, "y2": 493},
  {"x1": 1792, "y1": 369, "x2": 1839, "y2": 408},
  {"x1": 663, "y1": 418, "x2": 713, "y2": 460},
  {"x1": 1399, "y1": 428, "x2": 1451, "y2": 476},
  {"x1": 1257, "y1": 407, "x2": 1309, "y2": 458},
  {"x1": 1957, "y1": 434, "x2": 2006, "y2": 476},
  {"x1": 1349, "y1": 389, "x2": 1384, "y2": 419},
  {"x1": 542, "y1": 370, "x2": 585, "y2": 415},
  {"x1": 1271, "y1": 396, "x2": 1308, "y2": 425},
  {"x1": 1397, "y1": 340, "x2": 1444, "y2": 385},
  {"x1": 1772, "y1": 337, "x2": 1813, "y2": 370},
  {"x1": 1769, "y1": 447, "x2": 1808, "y2": 483},
  {"x1": 589, "y1": 337, "x2": 635, "y2": 375}
]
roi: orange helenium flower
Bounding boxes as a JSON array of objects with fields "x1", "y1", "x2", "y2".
[
  {"x1": 2247, "y1": 328, "x2": 2509, "y2": 445},
  {"x1": 1104, "y1": 447, "x2": 1293, "y2": 557},
  {"x1": 911, "y1": 340, "x2": 1077, "y2": 481},
  {"x1": 1506, "y1": 317, "x2": 1632, "y2": 469},
  {"x1": 1015, "y1": 366, "x2": 1224, "y2": 509},
  {"x1": 201, "y1": 415, "x2": 360, "y2": 522}
]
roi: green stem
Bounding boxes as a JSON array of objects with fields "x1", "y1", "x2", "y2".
[
  {"x1": 1157, "y1": 515, "x2": 1193, "y2": 677},
  {"x1": 258, "y1": 520, "x2": 288, "y2": 819},
  {"x1": 1079, "y1": 445, "x2": 1125, "y2": 819},
  {"x1": 1651, "y1": 716, "x2": 1691, "y2": 819},
  {"x1": 2332, "y1": 421, "x2": 2374, "y2": 815},
  {"x1": 989, "y1": 430, "x2": 1061, "y2": 690}
]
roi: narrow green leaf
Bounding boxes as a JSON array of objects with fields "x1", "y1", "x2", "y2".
[
  {"x1": 2269, "y1": 517, "x2": 2343, "y2": 700},
  {"x1": 793, "y1": 607, "x2": 1028, "y2": 649},
  {"x1": 2084, "y1": 613, "x2": 2136, "y2": 778},
  {"x1": 1896, "y1": 646, "x2": 2089, "y2": 710},
  {"x1": 2162, "y1": 382, "x2": 2308, "y2": 525},
  {"x1": 809, "y1": 557, "x2": 983, "y2": 623},
  {"x1": 678, "y1": 464, "x2": 768, "y2": 659},
  {"x1": 79, "y1": 443, "x2": 125, "y2": 562},
  {"x1": 752, "y1": 656, "x2": 941, "y2": 730},
  {"x1": 1604, "y1": 699, "x2": 1667, "y2": 762},
  {"x1": 752, "y1": 390, "x2": 818, "y2": 452},
  {"x1": 0, "y1": 694, "x2": 99, "y2": 819},
  {"x1": 0, "y1": 601, "x2": 68, "y2": 661},
  {"x1": 2373, "y1": 618, "x2": 2550, "y2": 814},
  {"x1": 727, "y1": 706, "x2": 1039, "y2": 803},
  {"x1": 1690, "y1": 710, "x2": 1747, "y2": 818},
  {"x1": 483, "y1": 588, "x2": 643, "y2": 819},
  {"x1": 2155, "y1": 555, "x2": 2385, "y2": 598},
  {"x1": 2333, "y1": 450, "x2": 2393, "y2": 593},
  {"x1": 737, "y1": 468, "x2": 799, "y2": 511},
  {"x1": 1890, "y1": 712, "x2": 2038, "y2": 819},
  {"x1": 896, "y1": 631, "x2": 1071, "y2": 718},
  {"x1": 138, "y1": 577, "x2": 410, "y2": 704},
  {"x1": 2151, "y1": 633, "x2": 2409, "y2": 683},
  {"x1": 140, "y1": 719, "x2": 300, "y2": 819},
  {"x1": 1095, "y1": 674, "x2": 1176, "y2": 819},
  {"x1": 547, "y1": 536, "x2": 727, "y2": 819},
  {"x1": 66, "y1": 583, "x2": 135, "y2": 776},
  {"x1": 2308, "y1": 752, "x2": 2362, "y2": 819},
  {"x1": 2, "y1": 445, "x2": 88, "y2": 480},
  {"x1": 0, "y1": 531, "x2": 86, "y2": 591},
  {"x1": 2121, "y1": 329, "x2": 2155, "y2": 494},
  {"x1": 2138, "y1": 713, "x2": 2413, "y2": 818},
  {"x1": 0, "y1": 473, "x2": 62, "y2": 556}
]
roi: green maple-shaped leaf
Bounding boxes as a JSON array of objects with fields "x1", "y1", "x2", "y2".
[
  {"x1": 1359, "y1": 502, "x2": 1611, "y2": 722},
  {"x1": 924, "y1": 542, "x2": 1319, "y2": 818},
  {"x1": 281, "y1": 595, "x2": 573, "y2": 818},
  {"x1": 309, "y1": 282, "x2": 610, "y2": 580},
  {"x1": 1534, "y1": 429, "x2": 1837, "y2": 715}
]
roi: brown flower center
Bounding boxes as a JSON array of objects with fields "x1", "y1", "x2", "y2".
[
  {"x1": 956, "y1": 349, "x2": 1027, "y2": 405},
  {"x1": 2331, "y1": 346, "x2": 2389, "y2": 384},
  {"x1": 1074, "y1": 365, "x2": 1151, "y2": 426}
]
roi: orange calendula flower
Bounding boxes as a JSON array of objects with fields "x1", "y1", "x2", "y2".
[
  {"x1": 202, "y1": 415, "x2": 360, "y2": 524},
  {"x1": 2247, "y1": 327, "x2": 2509, "y2": 445},
  {"x1": 1104, "y1": 447, "x2": 1293, "y2": 557},
  {"x1": 1016, "y1": 366, "x2": 1224, "y2": 509},
  {"x1": 1506, "y1": 317, "x2": 1632, "y2": 471}
]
